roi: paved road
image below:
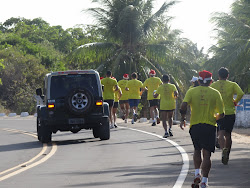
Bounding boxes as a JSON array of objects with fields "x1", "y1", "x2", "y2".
[{"x1": 0, "y1": 116, "x2": 249, "y2": 187}]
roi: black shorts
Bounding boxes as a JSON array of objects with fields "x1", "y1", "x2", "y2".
[
  {"x1": 119, "y1": 100, "x2": 129, "y2": 104},
  {"x1": 217, "y1": 114, "x2": 236, "y2": 133},
  {"x1": 104, "y1": 100, "x2": 114, "y2": 108},
  {"x1": 189, "y1": 124, "x2": 216, "y2": 153},
  {"x1": 149, "y1": 99, "x2": 159, "y2": 107},
  {"x1": 113, "y1": 102, "x2": 119, "y2": 108}
]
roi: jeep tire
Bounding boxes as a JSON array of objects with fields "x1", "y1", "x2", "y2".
[
  {"x1": 67, "y1": 88, "x2": 94, "y2": 115},
  {"x1": 92, "y1": 128, "x2": 100, "y2": 138},
  {"x1": 38, "y1": 119, "x2": 52, "y2": 143},
  {"x1": 99, "y1": 117, "x2": 110, "y2": 140}
]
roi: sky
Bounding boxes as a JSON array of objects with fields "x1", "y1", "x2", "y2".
[{"x1": 0, "y1": 0, "x2": 235, "y2": 53}]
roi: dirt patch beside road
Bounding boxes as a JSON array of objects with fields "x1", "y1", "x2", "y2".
[{"x1": 232, "y1": 128, "x2": 250, "y2": 144}]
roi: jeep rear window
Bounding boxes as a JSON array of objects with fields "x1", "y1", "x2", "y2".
[{"x1": 50, "y1": 74, "x2": 99, "y2": 99}]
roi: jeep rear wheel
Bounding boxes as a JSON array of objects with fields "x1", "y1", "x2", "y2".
[
  {"x1": 99, "y1": 117, "x2": 110, "y2": 140},
  {"x1": 38, "y1": 120, "x2": 52, "y2": 143},
  {"x1": 92, "y1": 128, "x2": 99, "y2": 138},
  {"x1": 67, "y1": 88, "x2": 93, "y2": 115},
  {"x1": 37, "y1": 118, "x2": 41, "y2": 141}
]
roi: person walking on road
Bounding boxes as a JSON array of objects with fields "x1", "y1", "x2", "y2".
[
  {"x1": 180, "y1": 70, "x2": 225, "y2": 188},
  {"x1": 126, "y1": 72, "x2": 144, "y2": 124},
  {"x1": 189, "y1": 76, "x2": 199, "y2": 89},
  {"x1": 153, "y1": 74, "x2": 178, "y2": 138},
  {"x1": 143, "y1": 69, "x2": 162, "y2": 126},
  {"x1": 118, "y1": 74, "x2": 130, "y2": 123},
  {"x1": 101, "y1": 71, "x2": 119, "y2": 128},
  {"x1": 210, "y1": 67, "x2": 244, "y2": 165},
  {"x1": 112, "y1": 85, "x2": 122, "y2": 128}
]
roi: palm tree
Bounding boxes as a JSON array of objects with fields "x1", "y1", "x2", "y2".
[
  {"x1": 68, "y1": 0, "x2": 173, "y2": 75},
  {"x1": 205, "y1": 0, "x2": 250, "y2": 92},
  {"x1": 67, "y1": 0, "x2": 205, "y2": 93}
]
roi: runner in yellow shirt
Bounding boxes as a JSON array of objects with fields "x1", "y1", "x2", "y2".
[
  {"x1": 180, "y1": 70, "x2": 224, "y2": 188},
  {"x1": 118, "y1": 74, "x2": 130, "y2": 123},
  {"x1": 143, "y1": 69, "x2": 162, "y2": 126},
  {"x1": 112, "y1": 85, "x2": 122, "y2": 128},
  {"x1": 153, "y1": 74, "x2": 178, "y2": 137},
  {"x1": 126, "y1": 72, "x2": 144, "y2": 124},
  {"x1": 101, "y1": 71, "x2": 118, "y2": 128},
  {"x1": 210, "y1": 67, "x2": 244, "y2": 165}
]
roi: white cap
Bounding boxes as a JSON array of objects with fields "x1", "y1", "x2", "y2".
[{"x1": 190, "y1": 76, "x2": 198, "y2": 82}]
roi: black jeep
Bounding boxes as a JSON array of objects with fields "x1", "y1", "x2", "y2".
[{"x1": 36, "y1": 70, "x2": 110, "y2": 143}]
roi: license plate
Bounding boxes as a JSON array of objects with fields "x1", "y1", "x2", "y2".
[{"x1": 69, "y1": 118, "x2": 85, "y2": 124}]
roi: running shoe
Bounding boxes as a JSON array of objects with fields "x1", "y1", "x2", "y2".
[
  {"x1": 110, "y1": 124, "x2": 115, "y2": 129},
  {"x1": 125, "y1": 119, "x2": 127, "y2": 123},
  {"x1": 200, "y1": 182, "x2": 208, "y2": 188},
  {"x1": 191, "y1": 174, "x2": 201, "y2": 188},
  {"x1": 121, "y1": 114, "x2": 125, "y2": 120},
  {"x1": 163, "y1": 132, "x2": 169, "y2": 138},
  {"x1": 156, "y1": 117, "x2": 160, "y2": 124},
  {"x1": 151, "y1": 122, "x2": 156, "y2": 126},
  {"x1": 222, "y1": 148, "x2": 229, "y2": 165},
  {"x1": 133, "y1": 114, "x2": 138, "y2": 122},
  {"x1": 114, "y1": 124, "x2": 117, "y2": 128},
  {"x1": 131, "y1": 119, "x2": 135, "y2": 124},
  {"x1": 169, "y1": 129, "x2": 173, "y2": 136}
]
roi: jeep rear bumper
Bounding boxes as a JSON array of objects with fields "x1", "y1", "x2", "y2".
[{"x1": 47, "y1": 115, "x2": 109, "y2": 132}]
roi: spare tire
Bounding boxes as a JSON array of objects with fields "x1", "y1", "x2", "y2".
[{"x1": 67, "y1": 88, "x2": 94, "y2": 115}]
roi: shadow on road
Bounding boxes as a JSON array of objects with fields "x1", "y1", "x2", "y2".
[{"x1": 0, "y1": 141, "x2": 42, "y2": 152}]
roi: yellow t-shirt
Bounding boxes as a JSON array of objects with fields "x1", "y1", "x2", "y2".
[
  {"x1": 143, "y1": 77, "x2": 162, "y2": 100},
  {"x1": 118, "y1": 80, "x2": 129, "y2": 100},
  {"x1": 101, "y1": 77, "x2": 118, "y2": 100},
  {"x1": 156, "y1": 83, "x2": 177, "y2": 110},
  {"x1": 114, "y1": 86, "x2": 122, "y2": 102},
  {"x1": 211, "y1": 80, "x2": 244, "y2": 115},
  {"x1": 183, "y1": 86, "x2": 225, "y2": 128},
  {"x1": 126, "y1": 79, "x2": 143, "y2": 99}
]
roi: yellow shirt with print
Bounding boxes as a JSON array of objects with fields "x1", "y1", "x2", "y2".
[
  {"x1": 118, "y1": 80, "x2": 129, "y2": 100},
  {"x1": 114, "y1": 86, "x2": 122, "y2": 102},
  {"x1": 211, "y1": 80, "x2": 244, "y2": 115},
  {"x1": 101, "y1": 77, "x2": 117, "y2": 100},
  {"x1": 183, "y1": 86, "x2": 224, "y2": 128},
  {"x1": 143, "y1": 77, "x2": 162, "y2": 100},
  {"x1": 156, "y1": 83, "x2": 177, "y2": 110},
  {"x1": 126, "y1": 79, "x2": 143, "y2": 99}
]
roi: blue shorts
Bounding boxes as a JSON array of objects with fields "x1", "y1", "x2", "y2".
[{"x1": 128, "y1": 99, "x2": 140, "y2": 107}]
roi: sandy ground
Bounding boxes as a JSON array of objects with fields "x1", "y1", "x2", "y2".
[{"x1": 232, "y1": 127, "x2": 250, "y2": 144}]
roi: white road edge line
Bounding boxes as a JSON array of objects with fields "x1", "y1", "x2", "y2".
[{"x1": 119, "y1": 126, "x2": 189, "y2": 188}]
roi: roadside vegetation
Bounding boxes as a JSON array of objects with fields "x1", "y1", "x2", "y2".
[{"x1": 0, "y1": 0, "x2": 249, "y2": 114}]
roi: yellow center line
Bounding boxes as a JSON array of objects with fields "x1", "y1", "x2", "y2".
[{"x1": 0, "y1": 128, "x2": 57, "y2": 181}]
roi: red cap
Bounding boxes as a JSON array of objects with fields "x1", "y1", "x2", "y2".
[
  {"x1": 123, "y1": 74, "x2": 129, "y2": 79},
  {"x1": 198, "y1": 70, "x2": 212, "y2": 83},
  {"x1": 100, "y1": 77, "x2": 104, "y2": 80},
  {"x1": 149, "y1": 69, "x2": 156, "y2": 75}
]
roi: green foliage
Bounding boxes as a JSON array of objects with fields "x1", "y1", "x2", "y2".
[
  {"x1": 0, "y1": 59, "x2": 5, "y2": 85},
  {"x1": 0, "y1": 17, "x2": 99, "y2": 113},
  {"x1": 206, "y1": 0, "x2": 250, "y2": 92},
  {"x1": 0, "y1": 48, "x2": 48, "y2": 114}
]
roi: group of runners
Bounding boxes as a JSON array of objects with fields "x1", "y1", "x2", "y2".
[
  {"x1": 100, "y1": 67, "x2": 244, "y2": 188},
  {"x1": 100, "y1": 69, "x2": 178, "y2": 136}
]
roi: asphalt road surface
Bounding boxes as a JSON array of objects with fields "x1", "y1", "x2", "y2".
[{"x1": 0, "y1": 116, "x2": 250, "y2": 188}]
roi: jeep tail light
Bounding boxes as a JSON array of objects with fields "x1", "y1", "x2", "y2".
[
  {"x1": 48, "y1": 103, "x2": 55, "y2": 109},
  {"x1": 96, "y1": 100, "x2": 103, "y2": 106}
]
